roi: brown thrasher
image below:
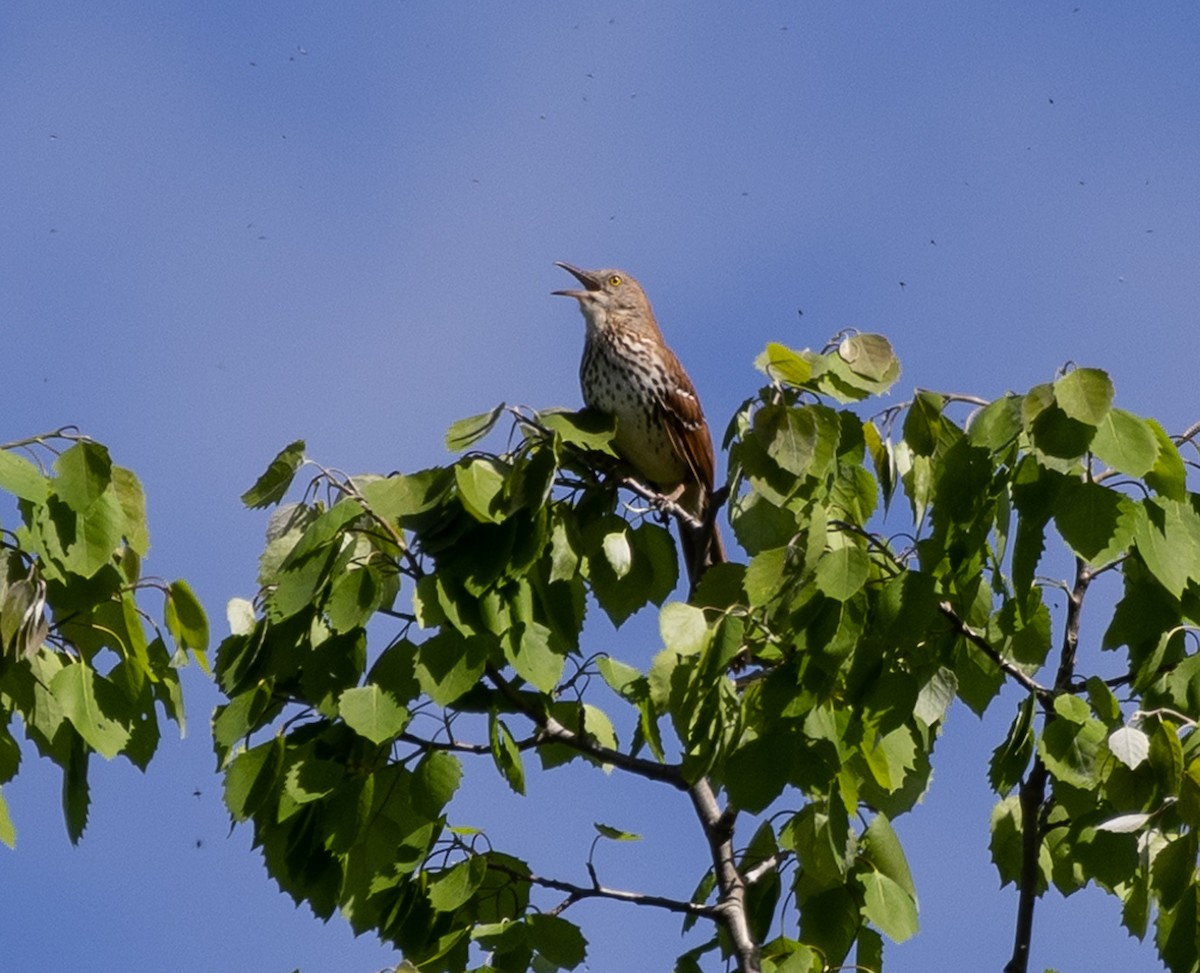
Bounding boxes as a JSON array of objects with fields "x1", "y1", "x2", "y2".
[{"x1": 553, "y1": 262, "x2": 725, "y2": 592}]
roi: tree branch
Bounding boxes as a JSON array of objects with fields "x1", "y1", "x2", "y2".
[
  {"x1": 938, "y1": 602, "x2": 1052, "y2": 702},
  {"x1": 689, "y1": 779, "x2": 761, "y2": 973},
  {"x1": 483, "y1": 666, "x2": 687, "y2": 788},
  {"x1": 1004, "y1": 558, "x2": 1092, "y2": 973},
  {"x1": 1004, "y1": 756, "x2": 1049, "y2": 973}
]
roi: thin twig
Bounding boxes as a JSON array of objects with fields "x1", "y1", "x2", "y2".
[
  {"x1": 485, "y1": 859, "x2": 716, "y2": 920},
  {"x1": 483, "y1": 666, "x2": 686, "y2": 788},
  {"x1": 937, "y1": 602, "x2": 1052, "y2": 702}
]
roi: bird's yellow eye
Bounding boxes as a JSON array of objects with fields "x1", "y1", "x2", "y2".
[{"x1": 608, "y1": 274, "x2": 622, "y2": 286}]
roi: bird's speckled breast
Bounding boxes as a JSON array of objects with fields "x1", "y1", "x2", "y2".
[{"x1": 580, "y1": 330, "x2": 687, "y2": 487}]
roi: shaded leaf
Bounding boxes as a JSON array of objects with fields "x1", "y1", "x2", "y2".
[
  {"x1": 536, "y1": 408, "x2": 618, "y2": 454},
  {"x1": 814, "y1": 546, "x2": 869, "y2": 601},
  {"x1": 490, "y1": 716, "x2": 525, "y2": 795},
  {"x1": 1053, "y1": 480, "x2": 1137, "y2": 567},
  {"x1": 241, "y1": 441, "x2": 305, "y2": 508},
  {"x1": 166, "y1": 578, "x2": 209, "y2": 652}
]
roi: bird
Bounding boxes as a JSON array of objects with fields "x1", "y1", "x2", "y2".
[{"x1": 553, "y1": 262, "x2": 725, "y2": 593}]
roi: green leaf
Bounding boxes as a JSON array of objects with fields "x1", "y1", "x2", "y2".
[
  {"x1": 863, "y1": 812, "x2": 916, "y2": 898},
  {"x1": 416, "y1": 631, "x2": 491, "y2": 706},
  {"x1": 411, "y1": 749, "x2": 463, "y2": 817},
  {"x1": 1090, "y1": 408, "x2": 1159, "y2": 477},
  {"x1": 224, "y1": 738, "x2": 284, "y2": 822},
  {"x1": 967, "y1": 394, "x2": 1023, "y2": 451},
  {"x1": 837, "y1": 333, "x2": 899, "y2": 384},
  {"x1": 1052, "y1": 693, "x2": 1092, "y2": 724},
  {"x1": 913, "y1": 667, "x2": 957, "y2": 727},
  {"x1": 241, "y1": 441, "x2": 306, "y2": 508},
  {"x1": 596, "y1": 656, "x2": 644, "y2": 699},
  {"x1": 1144, "y1": 419, "x2": 1187, "y2": 500},
  {"x1": 110, "y1": 466, "x2": 150, "y2": 555},
  {"x1": 1054, "y1": 367, "x2": 1113, "y2": 425},
  {"x1": 1053, "y1": 480, "x2": 1137, "y2": 567},
  {"x1": 861, "y1": 725, "x2": 918, "y2": 793},
  {"x1": 527, "y1": 913, "x2": 587, "y2": 969},
  {"x1": 428, "y1": 856, "x2": 488, "y2": 913},
  {"x1": 338, "y1": 685, "x2": 408, "y2": 744},
  {"x1": 505, "y1": 621, "x2": 564, "y2": 694},
  {"x1": 1038, "y1": 716, "x2": 1106, "y2": 788},
  {"x1": 1085, "y1": 675, "x2": 1122, "y2": 726},
  {"x1": 536, "y1": 408, "x2": 618, "y2": 454},
  {"x1": 490, "y1": 716, "x2": 525, "y2": 795},
  {"x1": 989, "y1": 697, "x2": 1035, "y2": 794},
  {"x1": 166, "y1": 578, "x2": 209, "y2": 652},
  {"x1": 726, "y1": 734, "x2": 794, "y2": 814},
  {"x1": 0, "y1": 786, "x2": 13, "y2": 848},
  {"x1": 50, "y1": 663, "x2": 131, "y2": 759},
  {"x1": 445, "y1": 404, "x2": 505, "y2": 451},
  {"x1": 744, "y1": 546, "x2": 789, "y2": 606},
  {"x1": 0, "y1": 448, "x2": 48, "y2": 502},
  {"x1": 814, "y1": 546, "x2": 869, "y2": 601},
  {"x1": 357, "y1": 468, "x2": 454, "y2": 520},
  {"x1": 62, "y1": 735, "x2": 90, "y2": 843},
  {"x1": 593, "y1": 822, "x2": 642, "y2": 841},
  {"x1": 1134, "y1": 498, "x2": 1200, "y2": 598},
  {"x1": 1149, "y1": 719, "x2": 1184, "y2": 795},
  {"x1": 659, "y1": 602, "x2": 709, "y2": 656},
  {"x1": 754, "y1": 404, "x2": 820, "y2": 476},
  {"x1": 327, "y1": 565, "x2": 381, "y2": 633},
  {"x1": 858, "y1": 869, "x2": 918, "y2": 943},
  {"x1": 53, "y1": 442, "x2": 112, "y2": 512},
  {"x1": 455, "y1": 457, "x2": 508, "y2": 523},
  {"x1": 855, "y1": 927, "x2": 884, "y2": 973},
  {"x1": 64, "y1": 488, "x2": 124, "y2": 578},
  {"x1": 755, "y1": 342, "x2": 813, "y2": 387}
]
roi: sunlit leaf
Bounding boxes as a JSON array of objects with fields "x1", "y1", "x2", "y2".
[
  {"x1": 445, "y1": 404, "x2": 505, "y2": 452},
  {"x1": 593, "y1": 822, "x2": 642, "y2": 841},
  {"x1": 0, "y1": 448, "x2": 48, "y2": 502},
  {"x1": 755, "y1": 342, "x2": 813, "y2": 387},
  {"x1": 50, "y1": 663, "x2": 131, "y2": 759},
  {"x1": 338, "y1": 685, "x2": 408, "y2": 744},
  {"x1": 1108, "y1": 726, "x2": 1150, "y2": 769},
  {"x1": 166, "y1": 578, "x2": 209, "y2": 652},
  {"x1": 1090, "y1": 408, "x2": 1158, "y2": 477},
  {"x1": 1054, "y1": 367, "x2": 1113, "y2": 425}
]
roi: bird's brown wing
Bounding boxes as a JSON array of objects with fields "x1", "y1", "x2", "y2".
[{"x1": 655, "y1": 348, "x2": 716, "y2": 499}]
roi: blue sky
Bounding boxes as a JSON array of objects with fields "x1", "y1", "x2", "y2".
[{"x1": 3, "y1": 2, "x2": 1197, "y2": 970}]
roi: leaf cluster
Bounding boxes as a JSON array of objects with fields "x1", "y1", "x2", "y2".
[
  {"x1": 0, "y1": 434, "x2": 208, "y2": 844},
  {"x1": 218, "y1": 343, "x2": 1200, "y2": 973}
]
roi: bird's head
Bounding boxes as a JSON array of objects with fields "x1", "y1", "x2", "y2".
[{"x1": 553, "y1": 262, "x2": 658, "y2": 337}]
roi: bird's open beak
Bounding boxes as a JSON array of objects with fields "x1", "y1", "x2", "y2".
[{"x1": 552, "y1": 261, "x2": 600, "y2": 299}]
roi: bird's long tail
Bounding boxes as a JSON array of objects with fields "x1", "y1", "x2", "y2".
[{"x1": 680, "y1": 515, "x2": 726, "y2": 597}]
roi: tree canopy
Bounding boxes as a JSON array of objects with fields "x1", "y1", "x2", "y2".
[{"x1": 4, "y1": 337, "x2": 1200, "y2": 973}]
